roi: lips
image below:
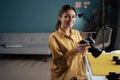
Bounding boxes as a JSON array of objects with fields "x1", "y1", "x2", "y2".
[{"x1": 67, "y1": 21, "x2": 73, "y2": 25}]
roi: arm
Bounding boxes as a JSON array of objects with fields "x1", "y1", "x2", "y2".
[{"x1": 49, "y1": 34, "x2": 78, "y2": 68}]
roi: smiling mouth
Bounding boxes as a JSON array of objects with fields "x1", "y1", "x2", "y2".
[
  {"x1": 67, "y1": 21, "x2": 73, "y2": 24},
  {"x1": 67, "y1": 22, "x2": 73, "y2": 25}
]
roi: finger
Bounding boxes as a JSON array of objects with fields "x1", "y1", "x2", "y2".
[
  {"x1": 80, "y1": 44, "x2": 90, "y2": 47},
  {"x1": 78, "y1": 47, "x2": 85, "y2": 50}
]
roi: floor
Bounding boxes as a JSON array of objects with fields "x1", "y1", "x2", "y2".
[{"x1": 0, "y1": 54, "x2": 51, "y2": 80}]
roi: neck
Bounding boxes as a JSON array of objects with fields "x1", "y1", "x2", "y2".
[{"x1": 61, "y1": 26, "x2": 71, "y2": 36}]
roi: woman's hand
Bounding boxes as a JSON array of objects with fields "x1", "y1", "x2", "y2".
[{"x1": 75, "y1": 43, "x2": 91, "y2": 53}]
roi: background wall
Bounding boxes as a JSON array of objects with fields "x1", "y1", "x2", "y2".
[{"x1": 0, "y1": 0, "x2": 101, "y2": 33}]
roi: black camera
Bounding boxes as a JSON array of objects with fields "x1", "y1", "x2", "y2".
[{"x1": 79, "y1": 36, "x2": 102, "y2": 58}]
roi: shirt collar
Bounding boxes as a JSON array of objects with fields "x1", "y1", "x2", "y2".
[{"x1": 57, "y1": 28, "x2": 75, "y2": 38}]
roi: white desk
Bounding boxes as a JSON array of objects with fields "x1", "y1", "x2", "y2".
[{"x1": 85, "y1": 53, "x2": 120, "y2": 80}]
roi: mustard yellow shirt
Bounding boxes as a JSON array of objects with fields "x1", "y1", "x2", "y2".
[{"x1": 48, "y1": 28, "x2": 87, "y2": 80}]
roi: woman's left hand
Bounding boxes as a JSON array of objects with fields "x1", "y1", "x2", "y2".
[{"x1": 77, "y1": 43, "x2": 91, "y2": 53}]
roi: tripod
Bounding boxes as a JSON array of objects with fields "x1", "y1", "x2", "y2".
[{"x1": 101, "y1": 0, "x2": 105, "y2": 51}]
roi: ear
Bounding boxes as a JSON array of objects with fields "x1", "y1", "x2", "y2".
[{"x1": 58, "y1": 16, "x2": 61, "y2": 21}]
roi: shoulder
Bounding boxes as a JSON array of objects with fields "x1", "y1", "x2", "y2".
[
  {"x1": 49, "y1": 31, "x2": 58, "y2": 39},
  {"x1": 71, "y1": 29, "x2": 80, "y2": 34},
  {"x1": 71, "y1": 29, "x2": 83, "y2": 39},
  {"x1": 50, "y1": 31, "x2": 57, "y2": 36}
]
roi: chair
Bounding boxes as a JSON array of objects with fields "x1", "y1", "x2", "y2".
[
  {"x1": 80, "y1": 31, "x2": 96, "y2": 40},
  {"x1": 94, "y1": 27, "x2": 113, "y2": 49}
]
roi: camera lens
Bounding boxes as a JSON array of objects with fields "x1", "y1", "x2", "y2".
[{"x1": 79, "y1": 37, "x2": 102, "y2": 58}]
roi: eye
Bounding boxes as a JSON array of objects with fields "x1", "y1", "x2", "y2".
[
  {"x1": 72, "y1": 15, "x2": 75, "y2": 18},
  {"x1": 64, "y1": 15, "x2": 75, "y2": 19},
  {"x1": 64, "y1": 15, "x2": 69, "y2": 18}
]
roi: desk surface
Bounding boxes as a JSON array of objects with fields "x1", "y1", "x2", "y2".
[{"x1": 87, "y1": 53, "x2": 120, "y2": 76}]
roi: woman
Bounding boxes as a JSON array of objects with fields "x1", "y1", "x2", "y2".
[{"x1": 48, "y1": 4, "x2": 90, "y2": 80}]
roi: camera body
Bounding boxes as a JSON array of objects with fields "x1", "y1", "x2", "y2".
[{"x1": 79, "y1": 37, "x2": 102, "y2": 58}]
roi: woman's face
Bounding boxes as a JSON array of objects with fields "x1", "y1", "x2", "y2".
[{"x1": 59, "y1": 9, "x2": 76, "y2": 29}]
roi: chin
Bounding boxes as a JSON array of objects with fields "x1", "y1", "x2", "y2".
[{"x1": 68, "y1": 25, "x2": 73, "y2": 28}]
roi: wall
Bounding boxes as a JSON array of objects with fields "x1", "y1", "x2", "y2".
[{"x1": 0, "y1": 0, "x2": 101, "y2": 33}]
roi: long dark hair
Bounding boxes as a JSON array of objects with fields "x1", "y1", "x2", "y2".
[{"x1": 55, "y1": 4, "x2": 77, "y2": 30}]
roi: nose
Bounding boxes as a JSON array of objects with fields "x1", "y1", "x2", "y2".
[{"x1": 69, "y1": 16, "x2": 73, "y2": 20}]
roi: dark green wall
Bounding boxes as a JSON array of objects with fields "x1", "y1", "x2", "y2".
[{"x1": 0, "y1": 0, "x2": 101, "y2": 33}]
